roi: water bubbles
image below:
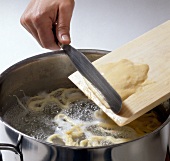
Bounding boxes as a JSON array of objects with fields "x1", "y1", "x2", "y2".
[
  {"x1": 63, "y1": 100, "x2": 99, "y2": 121},
  {"x1": 3, "y1": 100, "x2": 56, "y2": 141},
  {"x1": 3, "y1": 88, "x2": 151, "y2": 147},
  {"x1": 43, "y1": 102, "x2": 62, "y2": 116}
]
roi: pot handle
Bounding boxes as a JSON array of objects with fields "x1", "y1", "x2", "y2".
[
  {"x1": 0, "y1": 135, "x2": 23, "y2": 161},
  {"x1": 0, "y1": 143, "x2": 23, "y2": 161}
]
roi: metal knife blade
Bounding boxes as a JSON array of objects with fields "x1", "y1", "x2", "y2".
[{"x1": 62, "y1": 44, "x2": 122, "y2": 114}]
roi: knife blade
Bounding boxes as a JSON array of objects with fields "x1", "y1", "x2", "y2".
[{"x1": 62, "y1": 44, "x2": 122, "y2": 114}]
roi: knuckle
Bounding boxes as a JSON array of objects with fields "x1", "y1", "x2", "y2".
[
  {"x1": 20, "y1": 15, "x2": 31, "y2": 26},
  {"x1": 31, "y1": 11, "x2": 48, "y2": 28},
  {"x1": 57, "y1": 25, "x2": 70, "y2": 37},
  {"x1": 57, "y1": 25, "x2": 70, "y2": 32},
  {"x1": 20, "y1": 16, "x2": 25, "y2": 26},
  {"x1": 60, "y1": 0, "x2": 74, "y2": 10},
  {"x1": 32, "y1": 14, "x2": 42, "y2": 26}
]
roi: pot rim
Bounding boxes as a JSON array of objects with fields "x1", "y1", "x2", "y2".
[
  {"x1": 0, "y1": 49, "x2": 110, "y2": 83},
  {"x1": 0, "y1": 49, "x2": 169, "y2": 150}
]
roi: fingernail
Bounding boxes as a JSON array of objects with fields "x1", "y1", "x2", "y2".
[{"x1": 61, "y1": 34, "x2": 70, "y2": 41}]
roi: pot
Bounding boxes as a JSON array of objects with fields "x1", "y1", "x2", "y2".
[{"x1": 0, "y1": 49, "x2": 169, "y2": 161}]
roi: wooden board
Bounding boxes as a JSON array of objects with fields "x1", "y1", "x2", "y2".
[{"x1": 69, "y1": 21, "x2": 170, "y2": 126}]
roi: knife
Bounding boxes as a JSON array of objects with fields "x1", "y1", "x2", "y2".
[{"x1": 61, "y1": 44, "x2": 122, "y2": 114}]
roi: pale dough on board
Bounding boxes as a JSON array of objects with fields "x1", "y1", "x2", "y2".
[
  {"x1": 93, "y1": 59, "x2": 149, "y2": 106},
  {"x1": 69, "y1": 59, "x2": 149, "y2": 125}
]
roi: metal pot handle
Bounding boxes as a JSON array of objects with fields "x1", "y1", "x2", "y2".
[{"x1": 0, "y1": 135, "x2": 23, "y2": 161}]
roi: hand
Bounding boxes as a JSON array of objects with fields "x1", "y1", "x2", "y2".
[{"x1": 20, "y1": 0, "x2": 74, "y2": 50}]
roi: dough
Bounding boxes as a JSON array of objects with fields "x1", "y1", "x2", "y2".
[
  {"x1": 69, "y1": 59, "x2": 150, "y2": 125},
  {"x1": 96, "y1": 59, "x2": 149, "y2": 101},
  {"x1": 83, "y1": 59, "x2": 149, "y2": 109}
]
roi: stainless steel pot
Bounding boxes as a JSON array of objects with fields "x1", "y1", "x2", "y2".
[{"x1": 0, "y1": 49, "x2": 169, "y2": 161}]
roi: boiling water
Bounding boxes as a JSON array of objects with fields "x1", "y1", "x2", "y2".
[
  {"x1": 3, "y1": 97, "x2": 99, "y2": 142},
  {"x1": 2, "y1": 89, "x2": 162, "y2": 147}
]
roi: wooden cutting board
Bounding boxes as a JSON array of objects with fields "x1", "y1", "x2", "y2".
[{"x1": 69, "y1": 20, "x2": 170, "y2": 126}]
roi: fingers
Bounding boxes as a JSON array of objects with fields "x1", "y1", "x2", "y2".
[
  {"x1": 56, "y1": 0, "x2": 75, "y2": 45},
  {"x1": 20, "y1": 0, "x2": 75, "y2": 50},
  {"x1": 34, "y1": 17, "x2": 60, "y2": 50},
  {"x1": 20, "y1": 15, "x2": 43, "y2": 47},
  {"x1": 21, "y1": 14, "x2": 60, "y2": 50}
]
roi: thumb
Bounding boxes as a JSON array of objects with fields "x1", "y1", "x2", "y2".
[
  {"x1": 57, "y1": 26, "x2": 71, "y2": 45},
  {"x1": 56, "y1": 2, "x2": 74, "y2": 45}
]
